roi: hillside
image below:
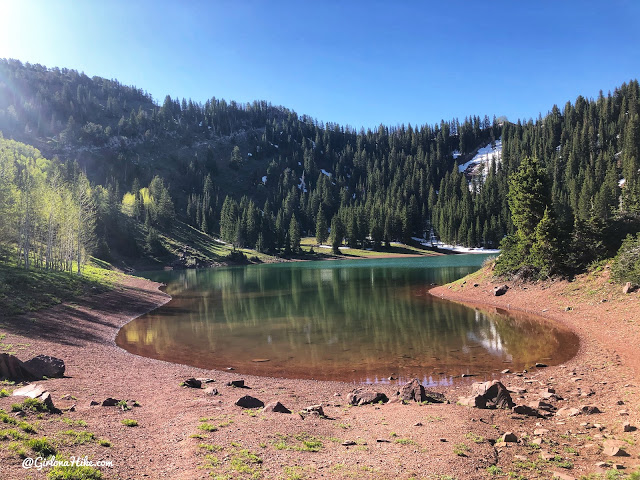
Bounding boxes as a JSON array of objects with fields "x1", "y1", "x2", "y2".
[{"x1": 1, "y1": 59, "x2": 639, "y2": 274}]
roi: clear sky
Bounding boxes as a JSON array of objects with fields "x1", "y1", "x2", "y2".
[{"x1": 0, "y1": 1, "x2": 638, "y2": 129}]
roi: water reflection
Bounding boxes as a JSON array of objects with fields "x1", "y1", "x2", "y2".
[{"x1": 117, "y1": 256, "x2": 578, "y2": 384}]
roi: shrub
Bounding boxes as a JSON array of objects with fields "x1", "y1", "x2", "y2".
[{"x1": 611, "y1": 232, "x2": 640, "y2": 284}]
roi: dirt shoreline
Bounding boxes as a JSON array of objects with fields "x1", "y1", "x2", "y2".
[{"x1": 0, "y1": 268, "x2": 639, "y2": 479}]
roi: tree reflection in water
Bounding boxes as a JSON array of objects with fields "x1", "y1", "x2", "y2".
[{"x1": 117, "y1": 256, "x2": 578, "y2": 384}]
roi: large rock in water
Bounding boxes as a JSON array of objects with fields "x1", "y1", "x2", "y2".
[
  {"x1": 347, "y1": 388, "x2": 388, "y2": 406},
  {"x1": 470, "y1": 380, "x2": 514, "y2": 409},
  {"x1": 23, "y1": 355, "x2": 65, "y2": 378},
  {"x1": 0, "y1": 354, "x2": 39, "y2": 381},
  {"x1": 399, "y1": 378, "x2": 446, "y2": 403}
]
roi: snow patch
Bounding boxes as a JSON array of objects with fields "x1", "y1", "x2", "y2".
[
  {"x1": 298, "y1": 172, "x2": 308, "y2": 193},
  {"x1": 321, "y1": 169, "x2": 332, "y2": 177},
  {"x1": 619, "y1": 178, "x2": 626, "y2": 187},
  {"x1": 411, "y1": 236, "x2": 500, "y2": 254},
  {"x1": 247, "y1": 152, "x2": 253, "y2": 157},
  {"x1": 261, "y1": 175, "x2": 267, "y2": 184},
  {"x1": 458, "y1": 138, "x2": 503, "y2": 178},
  {"x1": 452, "y1": 150, "x2": 461, "y2": 159}
]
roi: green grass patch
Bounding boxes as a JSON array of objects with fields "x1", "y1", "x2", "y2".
[
  {"x1": 12, "y1": 397, "x2": 52, "y2": 413},
  {"x1": 120, "y1": 419, "x2": 138, "y2": 427},
  {"x1": 453, "y1": 442, "x2": 470, "y2": 456},
  {"x1": 198, "y1": 422, "x2": 217, "y2": 432},
  {"x1": 60, "y1": 430, "x2": 96, "y2": 444},
  {"x1": 26, "y1": 437, "x2": 56, "y2": 456},
  {"x1": 273, "y1": 433, "x2": 324, "y2": 452},
  {"x1": 47, "y1": 462, "x2": 103, "y2": 479},
  {"x1": 0, "y1": 259, "x2": 121, "y2": 316}
]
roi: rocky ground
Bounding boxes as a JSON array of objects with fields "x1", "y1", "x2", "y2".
[{"x1": 0, "y1": 265, "x2": 638, "y2": 479}]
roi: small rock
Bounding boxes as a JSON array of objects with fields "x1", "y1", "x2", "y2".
[
  {"x1": 535, "y1": 363, "x2": 548, "y2": 368},
  {"x1": 556, "y1": 407, "x2": 581, "y2": 417},
  {"x1": 101, "y1": 397, "x2": 120, "y2": 407},
  {"x1": 500, "y1": 432, "x2": 517, "y2": 443},
  {"x1": 439, "y1": 438, "x2": 447, "y2": 442},
  {"x1": 508, "y1": 387, "x2": 527, "y2": 394},
  {"x1": 622, "y1": 282, "x2": 637, "y2": 294},
  {"x1": 235, "y1": 395, "x2": 264, "y2": 409},
  {"x1": 376, "y1": 438, "x2": 391, "y2": 443},
  {"x1": 89, "y1": 400, "x2": 99, "y2": 406},
  {"x1": 580, "y1": 405, "x2": 601, "y2": 415},
  {"x1": 39, "y1": 392, "x2": 55, "y2": 411},
  {"x1": 302, "y1": 404, "x2": 325, "y2": 417},
  {"x1": 262, "y1": 401, "x2": 291, "y2": 414},
  {"x1": 529, "y1": 400, "x2": 555, "y2": 412},
  {"x1": 458, "y1": 395, "x2": 487, "y2": 408},
  {"x1": 552, "y1": 471, "x2": 576, "y2": 480},
  {"x1": 347, "y1": 388, "x2": 388, "y2": 406},
  {"x1": 540, "y1": 452, "x2": 556, "y2": 461},
  {"x1": 534, "y1": 428, "x2": 549, "y2": 436},
  {"x1": 623, "y1": 422, "x2": 633, "y2": 432},
  {"x1": 473, "y1": 283, "x2": 479, "y2": 287},
  {"x1": 196, "y1": 378, "x2": 215, "y2": 384},
  {"x1": 513, "y1": 405, "x2": 541, "y2": 417},
  {"x1": 226, "y1": 367, "x2": 234, "y2": 371},
  {"x1": 342, "y1": 440, "x2": 356, "y2": 446},
  {"x1": 501, "y1": 369, "x2": 511, "y2": 374},
  {"x1": 413, "y1": 422, "x2": 423, "y2": 426},
  {"x1": 182, "y1": 378, "x2": 201, "y2": 388},
  {"x1": 531, "y1": 438, "x2": 543, "y2": 446},
  {"x1": 227, "y1": 380, "x2": 246, "y2": 388},
  {"x1": 618, "y1": 410, "x2": 629, "y2": 416},
  {"x1": 602, "y1": 445, "x2": 628, "y2": 457},
  {"x1": 203, "y1": 387, "x2": 219, "y2": 396},
  {"x1": 493, "y1": 285, "x2": 509, "y2": 296}
]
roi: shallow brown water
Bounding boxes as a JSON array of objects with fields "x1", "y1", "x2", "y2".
[{"x1": 117, "y1": 256, "x2": 578, "y2": 385}]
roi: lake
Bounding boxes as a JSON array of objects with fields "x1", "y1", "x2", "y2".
[{"x1": 116, "y1": 255, "x2": 578, "y2": 385}]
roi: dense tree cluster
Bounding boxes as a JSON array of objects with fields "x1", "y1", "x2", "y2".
[
  {"x1": 1, "y1": 59, "x2": 639, "y2": 276},
  {"x1": 496, "y1": 82, "x2": 640, "y2": 278},
  {"x1": 0, "y1": 136, "x2": 95, "y2": 273}
]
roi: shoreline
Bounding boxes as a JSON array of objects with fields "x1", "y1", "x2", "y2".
[{"x1": 0, "y1": 268, "x2": 638, "y2": 478}]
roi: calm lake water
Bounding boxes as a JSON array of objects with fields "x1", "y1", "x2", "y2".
[{"x1": 117, "y1": 255, "x2": 578, "y2": 385}]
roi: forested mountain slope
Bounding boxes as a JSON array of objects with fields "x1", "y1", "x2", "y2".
[{"x1": 0, "y1": 58, "x2": 638, "y2": 273}]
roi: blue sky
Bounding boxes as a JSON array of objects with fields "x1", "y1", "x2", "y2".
[{"x1": 1, "y1": 1, "x2": 638, "y2": 129}]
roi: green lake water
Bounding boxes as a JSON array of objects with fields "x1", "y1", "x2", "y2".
[{"x1": 116, "y1": 255, "x2": 578, "y2": 385}]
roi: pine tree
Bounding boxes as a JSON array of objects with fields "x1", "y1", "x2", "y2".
[
  {"x1": 289, "y1": 214, "x2": 301, "y2": 253},
  {"x1": 529, "y1": 207, "x2": 560, "y2": 277},
  {"x1": 315, "y1": 206, "x2": 328, "y2": 244}
]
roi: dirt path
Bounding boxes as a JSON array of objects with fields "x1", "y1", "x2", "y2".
[{"x1": 0, "y1": 268, "x2": 639, "y2": 479}]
